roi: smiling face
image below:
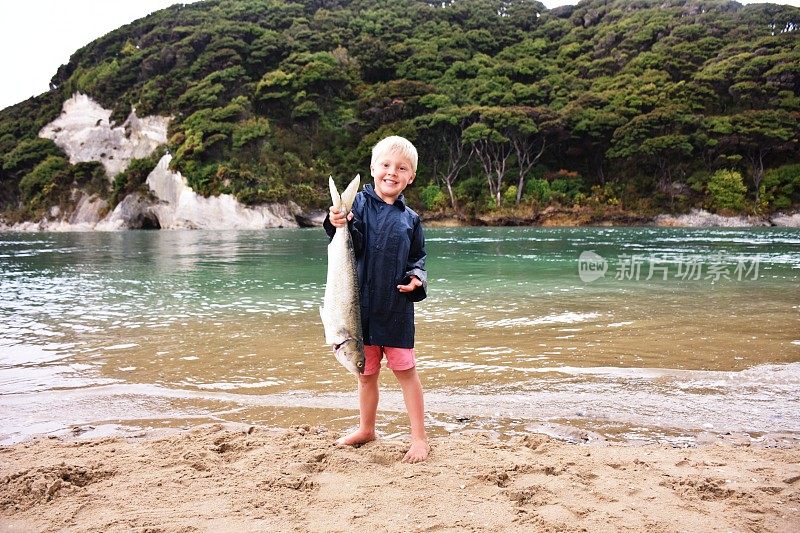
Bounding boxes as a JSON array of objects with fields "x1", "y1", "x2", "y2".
[{"x1": 371, "y1": 149, "x2": 416, "y2": 204}]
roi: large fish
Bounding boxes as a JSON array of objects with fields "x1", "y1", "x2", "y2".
[{"x1": 320, "y1": 174, "x2": 365, "y2": 375}]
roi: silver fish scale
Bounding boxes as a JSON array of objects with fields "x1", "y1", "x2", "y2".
[{"x1": 320, "y1": 175, "x2": 365, "y2": 376}]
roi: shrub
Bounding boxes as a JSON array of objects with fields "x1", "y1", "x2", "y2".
[
  {"x1": 71, "y1": 162, "x2": 108, "y2": 196},
  {"x1": 2, "y1": 138, "x2": 62, "y2": 178},
  {"x1": 525, "y1": 178, "x2": 552, "y2": 205},
  {"x1": 110, "y1": 150, "x2": 165, "y2": 206},
  {"x1": 290, "y1": 183, "x2": 319, "y2": 207},
  {"x1": 420, "y1": 184, "x2": 448, "y2": 211},
  {"x1": 264, "y1": 183, "x2": 289, "y2": 202},
  {"x1": 19, "y1": 155, "x2": 70, "y2": 203},
  {"x1": 454, "y1": 176, "x2": 485, "y2": 205},
  {"x1": 762, "y1": 164, "x2": 800, "y2": 211},
  {"x1": 550, "y1": 178, "x2": 583, "y2": 206},
  {"x1": 234, "y1": 187, "x2": 262, "y2": 205},
  {"x1": 707, "y1": 169, "x2": 747, "y2": 213},
  {"x1": 232, "y1": 118, "x2": 270, "y2": 151},
  {"x1": 543, "y1": 169, "x2": 583, "y2": 206},
  {"x1": 503, "y1": 185, "x2": 518, "y2": 206},
  {"x1": 686, "y1": 170, "x2": 711, "y2": 195},
  {"x1": 588, "y1": 183, "x2": 620, "y2": 207}
]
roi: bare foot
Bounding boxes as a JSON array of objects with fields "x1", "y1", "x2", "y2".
[
  {"x1": 335, "y1": 428, "x2": 376, "y2": 447},
  {"x1": 402, "y1": 438, "x2": 429, "y2": 463}
]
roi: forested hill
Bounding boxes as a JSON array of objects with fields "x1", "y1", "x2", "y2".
[{"x1": 1, "y1": 0, "x2": 799, "y2": 222}]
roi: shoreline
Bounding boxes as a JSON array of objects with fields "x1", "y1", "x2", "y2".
[
  {"x1": 423, "y1": 207, "x2": 800, "y2": 229},
  {"x1": 3, "y1": 207, "x2": 800, "y2": 232},
  {"x1": 2, "y1": 422, "x2": 798, "y2": 532}
]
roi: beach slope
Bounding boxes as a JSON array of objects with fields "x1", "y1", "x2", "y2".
[{"x1": 2, "y1": 424, "x2": 798, "y2": 532}]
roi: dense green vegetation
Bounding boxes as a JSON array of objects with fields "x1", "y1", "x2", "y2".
[{"x1": 1, "y1": 0, "x2": 798, "y2": 221}]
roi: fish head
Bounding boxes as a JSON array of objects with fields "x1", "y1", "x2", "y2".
[{"x1": 333, "y1": 337, "x2": 365, "y2": 375}]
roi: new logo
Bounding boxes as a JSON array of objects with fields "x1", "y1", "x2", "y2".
[{"x1": 578, "y1": 251, "x2": 607, "y2": 282}]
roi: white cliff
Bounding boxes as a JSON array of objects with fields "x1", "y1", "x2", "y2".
[
  {"x1": 9, "y1": 155, "x2": 304, "y2": 231},
  {"x1": 97, "y1": 154, "x2": 303, "y2": 230},
  {"x1": 2, "y1": 94, "x2": 312, "y2": 231},
  {"x1": 70, "y1": 193, "x2": 109, "y2": 226},
  {"x1": 47, "y1": 193, "x2": 110, "y2": 231},
  {"x1": 39, "y1": 93, "x2": 170, "y2": 179},
  {"x1": 145, "y1": 154, "x2": 302, "y2": 229}
]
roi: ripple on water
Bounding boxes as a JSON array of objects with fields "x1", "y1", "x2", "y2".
[
  {"x1": 0, "y1": 342, "x2": 75, "y2": 366},
  {"x1": 477, "y1": 311, "x2": 602, "y2": 328},
  {"x1": 1, "y1": 228, "x2": 798, "y2": 442}
]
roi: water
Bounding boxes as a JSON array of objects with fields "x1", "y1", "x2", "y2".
[{"x1": 1, "y1": 227, "x2": 798, "y2": 444}]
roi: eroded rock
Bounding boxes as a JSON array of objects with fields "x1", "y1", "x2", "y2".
[{"x1": 39, "y1": 93, "x2": 170, "y2": 179}]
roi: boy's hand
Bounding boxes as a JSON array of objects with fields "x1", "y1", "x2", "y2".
[
  {"x1": 397, "y1": 275, "x2": 422, "y2": 293},
  {"x1": 329, "y1": 207, "x2": 353, "y2": 228}
]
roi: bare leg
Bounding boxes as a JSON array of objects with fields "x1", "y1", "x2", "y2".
[
  {"x1": 393, "y1": 367, "x2": 428, "y2": 463},
  {"x1": 336, "y1": 371, "x2": 379, "y2": 446}
]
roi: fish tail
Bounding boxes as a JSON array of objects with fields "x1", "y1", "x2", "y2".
[
  {"x1": 328, "y1": 176, "x2": 342, "y2": 210},
  {"x1": 340, "y1": 174, "x2": 360, "y2": 213}
]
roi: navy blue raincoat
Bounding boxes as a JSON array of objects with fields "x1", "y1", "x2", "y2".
[{"x1": 324, "y1": 184, "x2": 427, "y2": 348}]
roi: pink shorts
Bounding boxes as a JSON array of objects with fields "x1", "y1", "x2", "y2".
[{"x1": 363, "y1": 345, "x2": 416, "y2": 375}]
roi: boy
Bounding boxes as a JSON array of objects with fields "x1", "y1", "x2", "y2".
[{"x1": 324, "y1": 135, "x2": 429, "y2": 463}]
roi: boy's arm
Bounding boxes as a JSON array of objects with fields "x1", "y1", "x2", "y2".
[{"x1": 402, "y1": 218, "x2": 427, "y2": 302}]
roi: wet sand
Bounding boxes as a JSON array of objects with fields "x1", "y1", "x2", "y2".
[{"x1": 2, "y1": 423, "x2": 799, "y2": 532}]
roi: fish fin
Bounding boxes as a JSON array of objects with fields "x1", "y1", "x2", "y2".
[
  {"x1": 319, "y1": 306, "x2": 331, "y2": 343},
  {"x1": 340, "y1": 174, "x2": 360, "y2": 214},
  {"x1": 319, "y1": 306, "x2": 337, "y2": 345},
  {"x1": 328, "y1": 176, "x2": 342, "y2": 210}
]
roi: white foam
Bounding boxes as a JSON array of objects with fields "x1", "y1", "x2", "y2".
[
  {"x1": 106, "y1": 343, "x2": 138, "y2": 350},
  {"x1": 477, "y1": 311, "x2": 601, "y2": 328}
]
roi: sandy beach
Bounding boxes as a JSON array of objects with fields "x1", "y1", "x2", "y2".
[
  {"x1": 3, "y1": 227, "x2": 799, "y2": 532},
  {"x1": 1, "y1": 424, "x2": 799, "y2": 532}
]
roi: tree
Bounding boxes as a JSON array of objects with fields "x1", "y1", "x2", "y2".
[
  {"x1": 707, "y1": 169, "x2": 747, "y2": 214},
  {"x1": 462, "y1": 111, "x2": 512, "y2": 207},
  {"x1": 562, "y1": 93, "x2": 626, "y2": 184},
  {"x1": 460, "y1": 105, "x2": 560, "y2": 207},
  {"x1": 607, "y1": 105, "x2": 698, "y2": 207},
  {"x1": 2, "y1": 0, "x2": 800, "y2": 218},
  {"x1": 507, "y1": 106, "x2": 561, "y2": 204},
  {"x1": 415, "y1": 106, "x2": 473, "y2": 209},
  {"x1": 725, "y1": 110, "x2": 798, "y2": 202}
]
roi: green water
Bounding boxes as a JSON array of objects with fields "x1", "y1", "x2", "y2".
[{"x1": 1, "y1": 227, "x2": 799, "y2": 444}]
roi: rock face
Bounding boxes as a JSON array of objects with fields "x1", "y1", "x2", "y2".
[
  {"x1": 2, "y1": 94, "x2": 315, "y2": 231},
  {"x1": 142, "y1": 154, "x2": 302, "y2": 229},
  {"x1": 39, "y1": 93, "x2": 170, "y2": 179},
  {"x1": 7, "y1": 155, "x2": 306, "y2": 231},
  {"x1": 654, "y1": 209, "x2": 800, "y2": 228},
  {"x1": 91, "y1": 154, "x2": 304, "y2": 230},
  {"x1": 654, "y1": 209, "x2": 770, "y2": 228},
  {"x1": 771, "y1": 212, "x2": 800, "y2": 228},
  {"x1": 70, "y1": 193, "x2": 109, "y2": 226},
  {"x1": 95, "y1": 192, "x2": 161, "y2": 231}
]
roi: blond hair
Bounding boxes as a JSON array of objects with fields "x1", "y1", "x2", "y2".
[{"x1": 370, "y1": 135, "x2": 418, "y2": 174}]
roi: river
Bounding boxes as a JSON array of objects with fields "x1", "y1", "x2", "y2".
[{"x1": 1, "y1": 227, "x2": 798, "y2": 445}]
